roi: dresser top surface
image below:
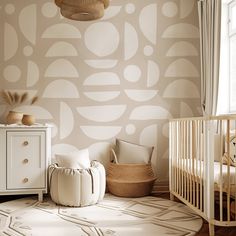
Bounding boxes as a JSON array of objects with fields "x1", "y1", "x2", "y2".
[{"x1": 0, "y1": 123, "x2": 52, "y2": 129}]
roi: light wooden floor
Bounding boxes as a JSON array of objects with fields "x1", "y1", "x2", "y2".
[
  {"x1": 1, "y1": 193, "x2": 236, "y2": 235},
  {"x1": 196, "y1": 220, "x2": 236, "y2": 236},
  {"x1": 154, "y1": 192, "x2": 236, "y2": 236}
]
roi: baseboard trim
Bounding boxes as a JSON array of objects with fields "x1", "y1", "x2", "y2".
[{"x1": 152, "y1": 180, "x2": 169, "y2": 194}]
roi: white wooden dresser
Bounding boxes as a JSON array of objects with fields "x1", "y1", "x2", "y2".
[{"x1": 0, "y1": 124, "x2": 51, "y2": 201}]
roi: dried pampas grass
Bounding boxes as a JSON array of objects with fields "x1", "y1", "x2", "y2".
[
  {"x1": 7, "y1": 91, "x2": 14, "y2": 104},
  {"x1": 14, "y1": 92, "x2": 20, "y2": 104},
  {"x1": 0, "y1": 90, "x2": 39, "y2": 107},
  {"x1": 0, "y1": 90, "x2": 13, "y2": 105},
  {"x1": 31, "y1": 96, "x2": 38, "y2": 105},
  {"x1": 20, "y1": 92, "x2": 28, "y2": 103}
]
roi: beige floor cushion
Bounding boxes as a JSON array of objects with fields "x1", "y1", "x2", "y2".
[{"x1": 49, "y1": 161, "x2": 106, "y2": 207}]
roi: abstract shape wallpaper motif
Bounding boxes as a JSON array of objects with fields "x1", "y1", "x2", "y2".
[{"x1": 0, "y1": 0, "x2": 201, "y2": 181}]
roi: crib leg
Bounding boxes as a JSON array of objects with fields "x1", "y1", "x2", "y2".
[
  {"x1": 208, "y1": 223, "x2": 214, "y2": 236},
  {"x1": 170, "y1": 193, "x2": 175, "y2": 201}
]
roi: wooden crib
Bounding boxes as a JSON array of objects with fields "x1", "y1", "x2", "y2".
[{"x1": 169, "y1": 115, "x2": 236, "y2": 236}]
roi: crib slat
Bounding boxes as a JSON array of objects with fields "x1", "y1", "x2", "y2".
[
  {"x1": 200, "y1": 120, "x2": 203, "y2": 212},
  {"x1": 176, "y1": 122, "x2": 177, "y2": 193},
  {"x1": 190, "y1": 121, "x2": 193, "y2": 205},
  {"x1": 184, "y1": 121, "x2": 187, "y2": 200},
  {"x1": 175, "y1": 122, "x2": 177, "y2": 195},
  {"x1": 186, "y1": 120, "x2": 189, "y2": 201},
  {"x1": 177, "y1": 121, "x2": 180, "y2": 195},
  {"x1": 227, "y1": 119, "x2": 230, "y2": 222},
  {"x1": 178, "y1": 121, "x2": 181, "y2": 196},
  {"x1": 195, "y1": 120, "x2": 198, "y2": 209},
  {"x1": 192, "y1": 121, "x2": 195, "y2": 207},
  {"x1": 181, "y1": 121, "x2": 186, "y2": 197},
  {"x1": 234, "y1": 122, "x2": 236, "y2": 220},
  {"x1": 181, "y1": 121, "x2": 183, "y2": 198},
  {"x1": 172, "y1": 121, "x2": 178, "y2": 192},
  {"x1": 195, "y1": 121, "x2": 199, "y2": 209},
  {"x1": 203, "y1": 120, "x2": 206, "y2": 215},
  {"x1": 193, "y1": 120, "x2": 196, "y2": 207},
  {"x1": 187, "y1": 120, "x2": 189, "y2": 203},
  {"x1": 169, "y1": 121, "x2": 173, "y2": 196},
  {"x1": 187, "y1": 121, "x2": 190, "y2": 203},
  {"x1": 219, "y1": 120, "x2": 223, "y2": 222},
  {"x1": 175, "y1": 121, "x2": 177, "y2": 194},
  {"x1": 196, "y1": 120, "x2": 199, "y2": 210},
  {"x1": 202, "y1": 120, "x2": 205, "y2": 213}
]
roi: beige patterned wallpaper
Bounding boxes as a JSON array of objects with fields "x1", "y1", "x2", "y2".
[{"x1": 0, "y1": 0, "x2": 201, "y2": 181}]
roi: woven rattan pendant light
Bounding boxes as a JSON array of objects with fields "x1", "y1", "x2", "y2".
[{"x1": 55, "y1": 0, "x2": 109, "y2": 21}]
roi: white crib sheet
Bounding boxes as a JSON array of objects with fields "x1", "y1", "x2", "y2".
[
  {"x1": 174, "y1": 159, "x2": 236, "y2": 188},
  {"x1": 214, "y1": 162, "x2": 236, "y2": 187}
]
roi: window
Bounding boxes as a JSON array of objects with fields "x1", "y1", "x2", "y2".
[
  {"x1": 229, "y1": 1, "x2": 236, "y2": 112},
  {"x1": 218, "y1": 0, "x2": 236, "y2": 114}
]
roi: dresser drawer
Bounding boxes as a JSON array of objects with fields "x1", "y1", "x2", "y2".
[{"x1": 6, "y1": 131, "x2": 46, "y2": 189}]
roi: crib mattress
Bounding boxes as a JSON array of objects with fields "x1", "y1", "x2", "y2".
[{"x1": 173, "y1": 159, "x2": 236, "y2": 189}]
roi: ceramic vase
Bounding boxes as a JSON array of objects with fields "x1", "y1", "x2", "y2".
[
  {"x1": 22, "y1": 114, "x2": 35, "y2": 126},
  {"x1": 6, "y1": 111, "x2": 23, "y2": 124}
]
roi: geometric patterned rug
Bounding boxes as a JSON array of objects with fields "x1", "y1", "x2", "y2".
[{"x1": 0, "y1": 194, "x2": 202, "y2": 236}]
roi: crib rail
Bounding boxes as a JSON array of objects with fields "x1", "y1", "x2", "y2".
[{"x1": 169, "y1": 115, "x2": 236, "y2": 235}]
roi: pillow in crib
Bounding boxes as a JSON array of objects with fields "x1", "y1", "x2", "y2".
[
  {"x1": 114, "y1": 139, "x2": 154, "y2": 164},
  {"x1": 56, "y1": 149, "x2": 90, "y2": 169},
  {"x1": 223, "y1": 135, "x2": 236, "y2": 166}
]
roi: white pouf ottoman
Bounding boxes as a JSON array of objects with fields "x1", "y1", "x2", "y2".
[{"x1": 49, "y1": 161, "x2": 106, "y2": 207}]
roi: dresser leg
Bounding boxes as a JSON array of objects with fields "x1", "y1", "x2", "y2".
[{"x1": 38, "y1": 192, "x2": 43, "y2": 202}]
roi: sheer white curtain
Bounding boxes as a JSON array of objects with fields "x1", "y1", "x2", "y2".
[{"x1": 198, "y1": 0, "x2": 222, "y2": 116}]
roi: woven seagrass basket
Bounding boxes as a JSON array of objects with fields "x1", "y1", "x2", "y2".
[{"x1": 106, "y1": 162, "x2": 156, "y2": 197}]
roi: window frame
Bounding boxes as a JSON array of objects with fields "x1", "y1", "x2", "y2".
[
  {"x1": 229, "y1": 0, "x2": 236, "y2": 36},
  {"x1": 218, "y1": 0, "x2": 236, "y2": 115},
  {"x1": 228, "y1": 0, "x2": 236, "y2": 113}
]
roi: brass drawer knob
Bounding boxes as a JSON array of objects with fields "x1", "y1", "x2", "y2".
[
  {"x1": 23, "y1": 178, "x2": 29, "y2": 183},
  {"x1": 23, "y1": 159, "x2": 29, "y2": 164},
  {"x1": 23, "y1": 141, "x2": 29, "y2": 146}
]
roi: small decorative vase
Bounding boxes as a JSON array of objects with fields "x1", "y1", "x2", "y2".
[
  {"x1": 22, "y1": 114, "x2": 35, "y2": 126},
  {"x1": 6, "y1": 111, "x2": 23, "y2": 124}
]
